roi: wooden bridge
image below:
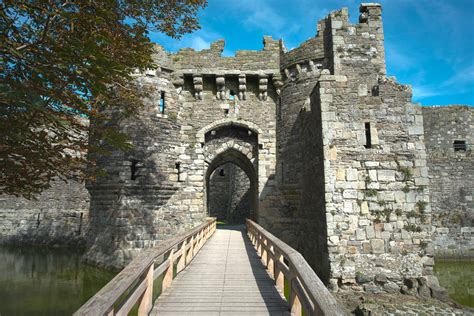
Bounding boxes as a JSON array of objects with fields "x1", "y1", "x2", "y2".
[{"x1": 75, "y1": 219, "x2": 347, "y2": 316}]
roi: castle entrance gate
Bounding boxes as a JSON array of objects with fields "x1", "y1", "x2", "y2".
[{"x1": 200, "y1": 123, "x2": 259, "y2": 223}]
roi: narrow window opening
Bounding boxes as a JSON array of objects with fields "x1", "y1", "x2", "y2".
[
  {"x1": 258, "y1": 144, "x2": 263, "y2": 150},
  {"x1": 224, "y1": 109, "x2": 229, "y2": 115},
  {"x1": 281, "y1": 162, "x2": 284, "y2": 183},
  {"x1": 219, "y1": 169, "x2": 225, "y2": 176},
  {"x1": 130, "y1": 159, "x2": 140, "y2": 180},
  {"x1": 229, "y1": 90, "x2": 235, "y2": 101},
  {"x1": 372, "y1": 85, "x2": 379, "y2": 96},
  {"x1": 364, "y1": 122, "x2": 372, "y2": 148},
  {"x1": 159, "y1": 91, "x2": 165, "y2": 113},
  {"x1": 277, "y1": 98, "x2": 282, "y2": 120},
  {"x1": 453, "y1": 140, "x2": 467, "y2": 151},
  {"x1": 175, "y1": 162, "x2": 181, "y2": 182}
]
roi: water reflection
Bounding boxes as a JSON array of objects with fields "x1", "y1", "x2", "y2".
[
  {"x1": 0, "y1": 246, "x2": 115, "y2": 315},
  {"x1": 434, "y1": 259, "x2": 474, "y2": 307}
]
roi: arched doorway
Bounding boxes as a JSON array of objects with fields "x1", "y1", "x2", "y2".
[{"x1": 205, "y1": 149, "x2": 258, "y2": 224}]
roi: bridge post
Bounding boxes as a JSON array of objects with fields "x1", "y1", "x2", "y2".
[
  {"x1": 162, "y1": 249, "x2": 174, "y2": 292},
  {"x1": 289, "y1": 268, "x2": 302, "y2": 316},
  {"x1": 256, "y1": 233, "x2": 262, "y2": 256},
  {"x1": 274, "y1": 250, "x2": 284, "y2": 291},
  {"x1": 267, "y1": 244, "x2": 274, "y2": 277},
  {"x1": 187, "y1": 236, "x2": 194, "y2": 264},
  {"x1": 137, "y1": 264, "x2": 154, "y2": 316},
  {"x1": 177, "y1": 240, "x2": 187, "y2": 273},
  {"x1": 261, "y1": 238, "x2": 268, "y2": 267}
]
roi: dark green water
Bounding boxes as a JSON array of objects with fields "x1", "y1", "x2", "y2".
[
  {"x1": 0, "y1": 246, "x2": 115, "y2": 315},
  {"x1": 434, "y1": 259, "x2": 474, "y2": 307},
  {"x1": 0, "y1": 247, "x2": 472, "y2": 314}
]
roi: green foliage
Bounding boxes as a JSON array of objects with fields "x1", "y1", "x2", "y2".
[
  {"x1": 1, "y1": 0, "x2": 206, "y2": 198},
  {"x1": 416, "y1": 201, "x2": 428, "y2": 212},
  {"x1": 395, "y1": 208, "x2": 403, "y2": 216},
  {"x1": 365, "y1": 189, "x2": 378, "y2": 197},
  {"x1": 416, "y1": 186, "x2": 425, "y2": 193},
  {"x1": 398, "y1": 167, "x2": 413, "y2": 182},
  {"x1": 405, "y1": 224, "x2": 422, "y2": 232},
  {"x1": 371, "y1": 207, "x2": 392, "y2": 223},
  {"x1": 402, "y1": 185, "x2": 411, "y2": 193},
  {"x1": 167, "y1": 111, "x2": 178, "y2": 122}
]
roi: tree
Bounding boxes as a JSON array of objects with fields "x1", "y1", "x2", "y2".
[{"x1": 0, "y1": 0, "x2": 207, "y2": 199}]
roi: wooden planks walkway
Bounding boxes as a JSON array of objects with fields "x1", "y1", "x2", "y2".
[{"x1": 151, "y1": 226, "x2": 290, "y2": 316}]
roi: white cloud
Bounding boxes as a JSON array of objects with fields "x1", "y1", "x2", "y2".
[
  {"x1": 190, "y1": 36, "x2": 211, "y2": 51},
  {"x1": 412, "y1": 85, "x2": 440, "y2": 100},
  {"x1": 442, "y1": 64, "x2": 474, "y2": 88},
  {"x1": 385, "y1": 43, "x2": 415, "y2": 71}
]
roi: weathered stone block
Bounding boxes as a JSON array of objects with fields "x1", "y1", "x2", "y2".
[{"x1": 371, "y1": 239, "x2": 384, "y2": 254}]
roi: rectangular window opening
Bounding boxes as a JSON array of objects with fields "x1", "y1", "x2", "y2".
[
  {"x1": 219, "y1": 169, "x2": 225, "y2": 176},
  {"x1": 453, "y1": 140, "x2": 467, "y2": 151},
  {"x1": 281, "y1": 162, "x2": 284, "y2": 183},
  {"x1": 175, "y1": 162, "x2": 181, "y2": 182},
  {"x1": 364, "y1": 122, "x2": 372, "y2": 148},
  {"x1": 159, "y1": 91, "x2": 165, "y2": 114},
  {"x1": 130, "y1": 159, "x2": 140, "y2": 180}
]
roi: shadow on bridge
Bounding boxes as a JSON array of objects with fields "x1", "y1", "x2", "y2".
[{"x1": 151, "y1": 225, "x2": 289, "y2": 315}]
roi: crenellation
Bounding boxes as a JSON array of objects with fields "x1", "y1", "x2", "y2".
[{"x1": 0, "y1": 4, "x2": 471, "y2": 302}]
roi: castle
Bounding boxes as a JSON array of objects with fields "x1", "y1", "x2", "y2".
[{"x1": 0, "y1": 3, "x2": 472, "y2": 296}]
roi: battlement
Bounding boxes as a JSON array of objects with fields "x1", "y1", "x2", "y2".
[{"x1": 166, "y1": 37, "x2": 281, "y2": 76}]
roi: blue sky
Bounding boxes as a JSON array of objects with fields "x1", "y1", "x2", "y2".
[{"x1": 150, "y1": 0, "x2": 474, "y2": 106}]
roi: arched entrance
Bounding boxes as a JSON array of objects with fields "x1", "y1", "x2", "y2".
[{"x1": 205, "y1": 148, "x2": 258, "y2": 224}]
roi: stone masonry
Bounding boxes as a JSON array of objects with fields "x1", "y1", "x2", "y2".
[
  {"x1": 423, "y1": 106, "x2": 473, "y2": 258},
  {"x1": 0, "y1": 3, "x2": 471, "y2": 299}
]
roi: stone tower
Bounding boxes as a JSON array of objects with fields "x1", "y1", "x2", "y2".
[{"x1": 84, "y1": 3, "x2": 445, "y2": 295}]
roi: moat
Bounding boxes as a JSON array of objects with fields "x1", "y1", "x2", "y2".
[
  {"x1": 0, "y1": 246, "x2": 472, "y2": 314},
  {"x1": 0, "y1": 247, "x2": 115, "y2": 315},
  {"x1": 434, "y1": 259, "x2": 474, "y2": 307}
]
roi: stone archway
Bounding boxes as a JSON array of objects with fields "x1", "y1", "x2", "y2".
[{"x1": 205, "y1": 148, "x2": 258, "y2": 223}]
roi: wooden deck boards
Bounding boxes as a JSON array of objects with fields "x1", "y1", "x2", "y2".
[{"x1": 151, "y1": 226, "x2": 290, "y2": 316}]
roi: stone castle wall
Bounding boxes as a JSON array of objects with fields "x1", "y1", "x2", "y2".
[
  {"x1": 422, "y1": 106, "x2": 473, "y2": 258},
  {"x1": 0, "y1": 3, "x2": 470, "y2": 300},
  {"x1": 0, "y1": 179, "x2": 89, "y2": 247},
  {"x1": 81, "y1": 36, "x2": 280, "y2": 269}
]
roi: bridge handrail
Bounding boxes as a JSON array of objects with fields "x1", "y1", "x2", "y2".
[
  {"x1": 75, "y1": 217, "x2": 216, "y2": 316},
  {"x1": 246, "y1": 219, "x2": 347, "y2": 316}
]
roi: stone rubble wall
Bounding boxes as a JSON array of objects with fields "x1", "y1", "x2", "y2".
[
  {"x1": 84, "y1": 70, "x2": 196, "y2": 269},
  {"x1": 0, "y1": 4, "x2": 470, "y2": 301},
  {"x1": 0, "y1": 179, "x2": 89, "y2": 247},
  {"x1": 318, "y1": 73, "x2": 437, "y2": 295},
  {"x1": 83, "y1": 37, "x2": 279, "y2": 268},
  {"x1": 422, "y1": 105, "x2": 473, "y2": 258}
]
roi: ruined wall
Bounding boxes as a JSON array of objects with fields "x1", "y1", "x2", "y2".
[
  {"x1": 0, "y1": 179, "x2": 89, "y2": 247},
  {"x1": 84, "y1": 66, "x2": 190, "y2": 269},
  {"x1": 314, "y1": 4, "x2": 439, "y2": 296},
  {"x1": 84, "y1": 38, "x2": 280, "y2": 268},
  {"x1": 264, "y1": 4, "x2": 444, "y2": 298},
  {"x1": 0, "y1": 4, "x2": 470, "y2": 300},
  {"x1": 423, "y1": 106, "x2": 473, "y2": 258}
]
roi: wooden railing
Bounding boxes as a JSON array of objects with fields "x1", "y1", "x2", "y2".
[
  {"x1": 75, "y1": 218, "x2": 216, "y2": 316},
  {"x1": 246, "y1": 219, "x2": 347, "y2": 316}
]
